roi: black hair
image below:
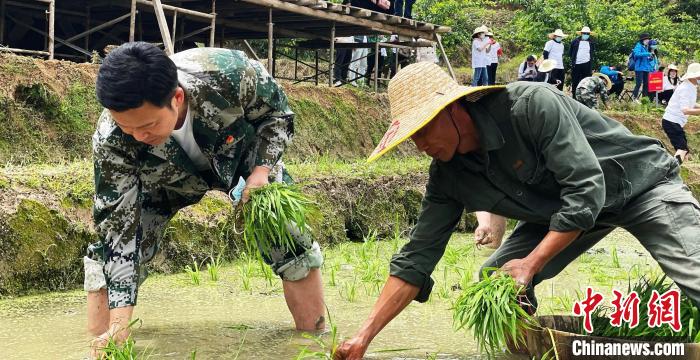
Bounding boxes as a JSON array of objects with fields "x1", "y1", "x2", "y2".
[
  {"x1": 526, "y1": 55, "x2": 536, "y2": 62},
  {"x1": 96, "y1": 42, "x2": 178, "y2": 111}
]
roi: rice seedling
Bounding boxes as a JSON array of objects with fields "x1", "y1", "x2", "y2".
[
  {"x1": 238, "y1": 254, "x2": 255, "y2": 292},
  {"x1": 295, "y1": 307, "x2": 339, "y2": 359},
  {"x1": 452, "y1": 268, "x2": 536, "y2": 358},
  {"x1": 243, "y1": 183, "x2": 317, "y2": 257},
  {"x1": 184, "y1": 259, "x2": 202, "y2": 285},
  {"x1": 207, "y1": 253, "x2": 223, "y2": 282},
  {"x1": 100, "y1": 319, "x2": 152, "y2": 360},
  {"x1": 611, "y1": 246, "x2": 620, "y2": 268},
  {"x1": 340, "y1": 277, "x2": 358, "y2": 302},
  {"x1": 425, "y1": 352, "x2": 438, "y2": 360},
  {"x1": 586, "y1": 275, "x2": 700, "y2": 342},
  {"x1": 437, "y1": 266, "x2": 452, "y2": 300},
  {"x1": 259, "y1": 259, "x2": 276, "y2": 287}
]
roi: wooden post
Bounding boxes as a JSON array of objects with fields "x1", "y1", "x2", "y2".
[
  {"x1": 436, "y1": 34, "x2": 456, "y2": 81},
  {"x1": 0, "y1": 0, "x2": 6, "y2": 44},
  {"x1": 294, "y1": 48, "x2": 298, "y2": 81},
  {"x1": 129, "y1": 0, "x2": 136, "y2": 42},
  {"x1": 373, "y1": 41, "x2": 379, "y2": 92},
  {"x1": 48, "y1": 0, "x2": 55, "y2": 59},
  {"x1": 152, "y1": 0, "x2": 174, "y2": 55},
  {"x1": 272, "y1": 39, "x2": 276, "y2": 77},
  {"x1": 171, "y1": 10, "x2": 177, "y2": 46},
  {"x1": 209, "y1": 0, "x2": 216, "y2": 47},
  {"x1": 329, "y1": 22, "x2": 335, "y2": 86},
  {"x1": 267, "y1": 8, "x2": 273, "y2": 71}
]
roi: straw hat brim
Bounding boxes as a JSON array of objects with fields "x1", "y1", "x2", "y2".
[
  {"x1": 548, "y1": 32, "x2": 568, "y2": 39},
  {"x1": 576, "y1": 31, "x2": 595, "y2": 35},
  {"x1": 367, "y1": 85, "x2": 504, "y2": 163},
  {"x1": 539, "y1": 59, "x2": 556, "y2": 73},
  {"x1": 593, "y1": 73, "x2": 612, "y2": 90},
  {"x1": 681, "y1": 71, "x2": 700, "y2": 81}
]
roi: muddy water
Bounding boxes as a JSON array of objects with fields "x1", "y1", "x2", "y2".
[{"x1": 1, "y1": 231, "x2": 656, "y2": 359}]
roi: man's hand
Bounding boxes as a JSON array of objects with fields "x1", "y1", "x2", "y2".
[
  {"x1": 474, "y1": 212, "x2": 506, "y2": 248},
  {"x1": 501, "y1": 258, "x2": 538, "y2": 287},
  {"x1": 334, "y1": 336, "x2": 370, "y2": 360},
  {"x1": 242, "y1": 166, "x2": 271, "y2": 203}
]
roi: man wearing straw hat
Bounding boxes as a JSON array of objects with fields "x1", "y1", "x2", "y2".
[
  {"x1": 542, "y1": 29, "x2": 567, "y2": 91},
  {"x1": 575, "y1": 72, "x2": 612, "y2": 109},
  {"x1": 570, "y1": 26, "x2": 596, "y2": 99},
  {"x1": 334, "y1": 62, "x2": 700, "y2": 359}
]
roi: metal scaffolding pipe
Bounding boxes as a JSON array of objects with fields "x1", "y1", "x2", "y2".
[
  {"x1": 152, "y1": 0, "x2": 174, "y2": 55},
  {"x1": 129, "y1": 0, "x2": 136, "y2": 42},
  {"x1": 373, "y1": 41, "x2": 379, "y2": 92},
  {"x1": 0, "y1": 0, "x2": 5, "y2": 44},
  {"x1": 171, "y1": 10, "x2": 177, "y2": 45},
  {"x1": 136, "y1": 0, "x2": 214, "y2": 19},
  {"x1": 47, "y1": 0, "x2": 54, "y2": 59},
  {"x1": 209, "y1": 0, "x2": 215, "y2": 46},
  {"x1": 267, "y1": 8, "x2": 273, "y2": 71}
]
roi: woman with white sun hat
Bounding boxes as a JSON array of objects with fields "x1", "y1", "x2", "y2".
[
  {"x1": 542, "y1": 28, "x2": 567, "y2": 91},
  {"x1": 662, "y1": 62, "x2": 700, "y2": 164},
  {"x1": 471, "y1": 25, "x2": 491, "y2": 86}
]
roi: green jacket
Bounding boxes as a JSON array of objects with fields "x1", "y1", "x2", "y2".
[
  {"x1": 92, "y1": 48, "x2": 293, "y2": 308},
  {"x1": 391, "y1": 82, "x2": 676, "y2": 302}
]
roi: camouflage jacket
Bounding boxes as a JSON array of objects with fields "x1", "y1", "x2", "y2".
[
  {"x1": 576, "y1": 76, "x2": 609, "y2": 106},
  {"x1": 92, "y1": 48, "x2": 293, "y2": 307}
]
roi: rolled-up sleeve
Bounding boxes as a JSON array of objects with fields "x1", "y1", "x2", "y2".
[
  {"x1": 524, "y1": 88, "x2": 605, "y2": 232},
  {"x1": 245, "y1": 60, "x2": 294, "y2": 168},
  {"x1": 389, "y1": 176, "x2": 464, "y2": 302}
]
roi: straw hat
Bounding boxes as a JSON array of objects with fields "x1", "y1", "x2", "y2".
[
  {"x1": 486, "y1": 31, "x2": 494, "y2": 37},
  {"x1": 548, "y1": 29, "x2": 568, "y2": 39},
  {"x1": 576, "y1": 26, "x2": 593, "y2": 35},
  {"x1": 667, "y1": 64, "x2": 678, "y2": 71},
  {"x1": 367, "y1": 62, "x2": 505, "y2": 162},
  {"x1": 538, "y1": 59, "x2": 556, "y2": 73},
  {"x1": 472, "y1": 25, "x2": 489, "y2": 37},
  {"x1": 681, "y1": 63, "x2": 700, "y2": 81},
  {"x1": 593, "y1": 73, "x2": 612, "y2": 90}
]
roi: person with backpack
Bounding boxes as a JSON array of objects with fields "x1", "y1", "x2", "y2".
[
  {"x1": 542, "y1": 29, "x2": 567, "y2": 91},
  {"x1": 631, "y1": 33, "x2": 655, "y2": 101},
  {"x1": 570, "y1": 26, "x2": 596, "y2": 99},
  {"x1": 599, "y1": 64, "x2": 625, "y2": 98},
  {"x1": 518, "y1": 55, "x2": 539, "y2": 81}
]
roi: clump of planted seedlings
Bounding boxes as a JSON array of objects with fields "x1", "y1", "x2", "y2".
[
  {"x1": 452, "y1": 268, "x2": 536, "y2": 358},
  {"x1": 243, "y1": 183, "x2": 317, "y2": 257},
  {"x1": 587, "y1": 275, "x2": 700, "y2": 342}
]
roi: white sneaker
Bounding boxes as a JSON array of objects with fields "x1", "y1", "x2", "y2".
[{"x1": 333, "y1": 81, "x2": 343, "y2": 86}]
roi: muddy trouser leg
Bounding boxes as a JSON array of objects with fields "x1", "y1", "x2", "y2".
[
  {"x1": 254, "y1": 163, "x2": 324, "y2": 281},
  {"x1": 84, "y1": 207, "x2": 173, "y2": 308},
  {"x1": 480, "y1": 221, "x2": 614, "y2": 310},
  {"x1": 610, "y1": 175, "x2": 700, "y2": 307}
]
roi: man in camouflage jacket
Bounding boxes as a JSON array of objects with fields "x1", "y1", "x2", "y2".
[
  {"x1": 85, "y1": 43, "x2": 325, "y2": 354},
  {"x1": 575, "y1": 74, "x2": 611, "y2": 109}
]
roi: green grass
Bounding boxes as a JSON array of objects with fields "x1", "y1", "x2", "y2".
[
  {"x1": 100, "y1": 319, "x2": 152, "y2": 360},
  {"x1": 184, "y1": 259, "x2": 202, "y2": 286},
  {"x1": 207, "y1": 253, "x2": 223, "y2": 282}
]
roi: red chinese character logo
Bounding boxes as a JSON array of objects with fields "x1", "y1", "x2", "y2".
[
  {"x1": 609, "y1": 289, "x2": 640, "y2": 328},
  {"x1": 573, "y1": 287, "x2": 604, "y2": 333},
  {"x1": 377, "y1": 120, "x2": 401, "y2": 152},
  {"x1": 647, "y1": 289, "x2": 681, "y2": 332}
]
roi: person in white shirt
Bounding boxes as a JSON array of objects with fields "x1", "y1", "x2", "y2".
[
  {"x1": 570, "y1": 26, "x2": 595, "y2": 99},
  {"x1": 486, "y1": 31, "x2": 501, "y2": 85},
  {"x1": 542, "y1": 28, "x2": 567, "y2": 91},
  {"x1": 518, "y1": 55, "x2": 539, "y2": 81},
  {"x1": 471, "y1": 25, "x2": 491, "y2": 86},
  {"x1": 659, "y1": 64, "x2": 680, "y2": 104},
  {"x1": 661, "y1": 62, "x2": 700, "y2": 164}
]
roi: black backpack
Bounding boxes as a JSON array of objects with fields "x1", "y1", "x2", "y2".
[{"x1": 627, "y1": 51, "x2": 635, "y2": 71}]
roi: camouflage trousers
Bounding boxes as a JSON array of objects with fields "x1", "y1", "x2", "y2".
[
  {"x1": 84, "y1": 162, "x2": 323, "y2": 305},
  {"x1": 575, "y1": 88, "x2": 600, "y2": 109}
]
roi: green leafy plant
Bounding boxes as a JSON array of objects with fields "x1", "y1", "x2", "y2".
[
  {"x1": 238, "y1": 255, "x2": 255, "y2": 292},
  {"x1": 340, "y1": 277, "x2": 359, "y2": 302},
  {"x1": 452, "y1": 268, "x2": 536, "y2": 358},
  {"x1": 243, "y1": 183, "x2": 317, "y2": 257},
  {"x1": 611, "y1": 246, "x2": 620, "y2": 269},
  {"x1": 100, "y1": 319, "x2": 152, "y2": 360},
  {"x1": 295, "y1": 308, "x2": 340, "y2": 359}
]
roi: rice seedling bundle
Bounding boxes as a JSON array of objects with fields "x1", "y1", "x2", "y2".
[
  {"x1": 452, "y1": 268, "x2": 535, "y2": 358},
  {"x1": 242, "y1": 183, "x2": 317, "y2": 257}
]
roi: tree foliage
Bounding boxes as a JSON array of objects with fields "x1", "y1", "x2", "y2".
[{"x1": 414, "y1": 0, "x2": 700, "y2": 69}]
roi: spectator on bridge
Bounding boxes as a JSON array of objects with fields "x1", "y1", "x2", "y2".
[{"x1": 334, "y1": 36, "x2": 354, "y2": 86}]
